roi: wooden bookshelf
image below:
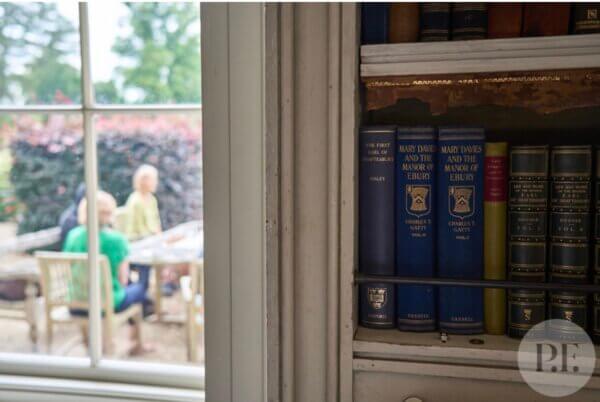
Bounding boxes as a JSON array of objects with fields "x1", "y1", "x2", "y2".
[{"x1": 344, "y1": 17, "x2": 600, "y2": 400}]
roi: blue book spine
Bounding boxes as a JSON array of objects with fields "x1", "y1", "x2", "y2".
[
  {"x1": 395, "y1": 127, "x2": 437, "y2": 331},
  {"x1": 437, "y1": 128, "x2": 485, "y2": 334},
  {"x1": 361, "y1": 3, "x2": 389, "y2": 45},
  {"x1": 359, "y1": 126, "x2": 396, "y2": 328}
]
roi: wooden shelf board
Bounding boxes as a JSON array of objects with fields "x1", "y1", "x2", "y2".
[
  {"x1": 354, "y1": 327, "x2": 600, "y2": 373},
  {"x1": 361, "y1": 34, "x2": 600, "y2": 77}
]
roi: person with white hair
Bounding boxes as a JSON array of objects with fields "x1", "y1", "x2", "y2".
[
  {"x1": 123, "y1": 164, "x2": 179, "y2": 297},
  {"x1": 63, "y1": 190, "x2": 154, "y2": 355},
  {"x1": 124, "y1": 164, "x2": 162, "y2": 241}
]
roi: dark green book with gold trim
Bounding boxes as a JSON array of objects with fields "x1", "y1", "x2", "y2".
[
  {"x1": 549, "y1": 145, "x2": 592, "y2": 339},
  {"x1": 548, "y1": 145, "x2": 592, "y2": 285},
  {"x1": 593, "y1": 147, "x2": 600, "y2": 343},
  {"x1": 508, "y1": 145, "x2": 548, "y2": 338}
]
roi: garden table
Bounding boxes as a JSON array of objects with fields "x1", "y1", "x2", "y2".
[{"x1": 128, "y1": 220, "x2": 204, "y2": 322}]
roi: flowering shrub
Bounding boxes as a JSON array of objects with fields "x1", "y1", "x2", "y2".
[{"x1": 10, "y1": 114, "x2": 202, "y2": 234}]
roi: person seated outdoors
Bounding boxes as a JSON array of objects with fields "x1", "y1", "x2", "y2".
[
  {"x1": 58, "y1": 183, "x2": 86, "y2": 249},
  {"x1": 63, "y1": 191, "x2": 153, "y2": 355},
  {"x1": 124, "y1": 164, "x2": 180, "y2": 296},
  {"x1": 125, "y1": 164, "x2": 162, "y2": 241}
]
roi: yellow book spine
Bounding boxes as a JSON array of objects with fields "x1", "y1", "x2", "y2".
[{"x1": 483, "y1": 142, "x2": 508, "y2": 335}]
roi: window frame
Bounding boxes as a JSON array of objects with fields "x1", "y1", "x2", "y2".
[{"x1": 0, "y1": 2, "x2": 204, "y2": 393}]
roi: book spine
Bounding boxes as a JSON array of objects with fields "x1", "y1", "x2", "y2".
[
  {"x1": 487, "y1": 3, "x2": 523, "y2": 39},
  {"x1": 594, "y1": 147, "x2": 600, "y2": 343},
  {"x1": 420, "y1": 3, "x2": 450, "y2": 42},
  {"x1": 484, "y1": 142, "x2": 508, "y2": 335},
  {"x1": 361, "y1": 3, "x2": 390, "y2": 45},
  {"x1": 594, "y1": 274, "x2": 600, "y2": 344},
  {"x1": 548, "y1": 292, "x2": 589, "y2": 341},
  {"x1": 437, "y1": 128, "x2": 484, "y2": 334},
  {"x1": 522, "y1": 3, "x2": 571, "y2": 37},
  {"x1": 389, "y1": 3, "x2": 420, "y2": 43},
  {"x1": 549, "y1": 146, "x2": 592, "y2": 337},
  {"x1": 395, "y1": 127, "x2": 437, "y2": 331},
  {"x1": 573, "y1": 3, "x2": 600, "y2": 34},
  {"x1": 359, "y1": 126, "x2": 396, "y2": 328},
  {"x1": 451, "y1": 3, "x2": 488, "y2": 41},
  {"x1": 549, "y1": 146, "x2": 592, "y2": 283},
  {"x1": 508, "y1": 145, "x2": 549, "y2": 338}
]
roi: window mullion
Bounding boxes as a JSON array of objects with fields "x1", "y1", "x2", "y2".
[{"x1": 79, "y1": 2, "x2": 102, "y2": 367}]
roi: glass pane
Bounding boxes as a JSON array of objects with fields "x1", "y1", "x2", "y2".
[
  {"x1": 0, "y1": 113, "x2": 88, "y2": 357},
  {"x1": 95, "y1": 112, "x2": 203, "y2": 365},
  {"x1": 0, "y1": 3, "x2": 81, "y2": 105},
  {"x1": 89, "y1": 2, "x2": 201, "y2": 105}
]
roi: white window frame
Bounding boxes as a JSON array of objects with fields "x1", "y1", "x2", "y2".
[{"x1": 0, "y1": 3, "x2": 204, "y2": 399}]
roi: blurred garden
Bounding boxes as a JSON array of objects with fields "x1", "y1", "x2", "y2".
[
  {"x1": 0, "y1": 2, "x2": 203, "y2": 364},
  {"x1": 1, "y1": 113, "x2": 202, "y2": 235}
]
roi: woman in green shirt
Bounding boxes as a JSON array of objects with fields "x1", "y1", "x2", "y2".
[{"x1": 64, "y1": 191, "x2": 153, "y2": 355}]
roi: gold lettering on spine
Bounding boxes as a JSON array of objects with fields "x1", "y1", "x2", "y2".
[
  {"x1": 401, "y1": 142, "x2": 434, "y2": 239},
  {"x1": 441, "y1": 142, "x2": 481, "y2": 240},
  {"x1": 363, "y1": 141, "x2": 393, "y2": 183}
]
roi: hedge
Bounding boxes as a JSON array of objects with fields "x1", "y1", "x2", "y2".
[{"x1": 10, "y1": 115, "x2": 202, "y2": 234}]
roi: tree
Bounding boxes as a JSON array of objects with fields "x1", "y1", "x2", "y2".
[
  {"x1": 0, "y1": 3, "x2": 80, "y2": 104},
  {"x1": 112, "y1": 3, "x2": 201, "y2": 104},
  {"x1": 94, "y1": 81, "x2": 123, "y2": 104}
]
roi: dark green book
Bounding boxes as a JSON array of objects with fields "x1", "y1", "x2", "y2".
[
  {"x1": 420, "y1": 3, "x2": 450, "y2": 42},
  {"x1": 507, "y1": 145, "x2": 549, "y2": 338},
  {"x1": 573, "y1": 3, "x2": 600, "y2": 34},
  {"x1": 593, "y1": 274, "x2": 600, "y2": 344},
  {"x1": 548, "y1": 146, "x2": 592, "y2": 338},
  {"x1": 548, "y1": 146, "x2": 592, "y2": 284},
  {"x1": 593, "y1": 147, "x2": 600, "y2": 343},
  {"x1": 451, "y1": 3, "x2": 487, "y2": 40}
]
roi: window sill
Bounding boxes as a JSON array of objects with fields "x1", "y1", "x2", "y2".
[
  {"x1": 0, "y1": 353, "x2": 204, "y2": 391},
  {"x1": 0, "y1": 374, "x2": 204, "y2": 402}
]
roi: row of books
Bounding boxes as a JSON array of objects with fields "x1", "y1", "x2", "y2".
[
  {"x1": 359, "y1": 126, "x2": 600, "y2": 342},
  {"x1": 361, "y1": 3, "x2": 600, "y2": 45}
]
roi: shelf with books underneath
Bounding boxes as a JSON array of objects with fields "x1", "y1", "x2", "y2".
[{"x1": 361, "y1": 34, "x2": 600, "y2": 77}]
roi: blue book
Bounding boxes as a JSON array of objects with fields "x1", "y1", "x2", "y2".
[
  {"x1": 437, "y1": 128, "x2": 485, "y2": 334},
  {"x1": 359, "y1": 126, "x2": 396, "y2": 328},
  {"x1": 361, "y1": 3, "x2": 389, "y2": 45},
  {"x1": 395, "y1": 127, "x2": 437, "y2": 331}
]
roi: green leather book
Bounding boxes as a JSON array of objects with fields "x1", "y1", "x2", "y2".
[
  {"x1": 573, "y1": 3, "x2": 600, "y2": 34},
  {"x1": 593, "y1": 274, "x2": 600, "y2": 344},
  {"x1": 483, "y1": 142, "x2": 507, "y2": 335},
  {"x1": 593, "y1": 147, "x2": 600, "y2": 344},
  {"x1": 549, "y1": 145, "x2": 592, "y2": 284},
  {"x1": 549, "y1": 145, "x2": 592, "y2": 339},
  {"x1": 507, "y1": 145, "x2": 549, "y2": 338}
]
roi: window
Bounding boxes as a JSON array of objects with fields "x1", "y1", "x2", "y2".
[{"x1": 0, "y1": 1, "x2": 203, "y2": 390}]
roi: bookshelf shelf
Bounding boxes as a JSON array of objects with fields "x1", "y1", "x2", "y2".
[
  {"x1": 354, "y1": 327, "x2": 600, "y2": 376},
  {"x1": 355, "y1": 274, "x2": 600, "y2": 293},
  {"x1": 361, "y1": 34, "x2": 600, "y2": 77}
]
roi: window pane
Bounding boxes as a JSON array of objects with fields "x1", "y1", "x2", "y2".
[
  {"x1": 0, "y1": 113, "x2": 87, "y2": 357},
  {"x1": 0, "y1": 3, "x2": 81, "y2": 105},
  {"x1": 89, "y1": 3, "x2": 201, "y2": 105},
  {"x1": 95, "y1": 112, "x2": 203, "y2": 365}
]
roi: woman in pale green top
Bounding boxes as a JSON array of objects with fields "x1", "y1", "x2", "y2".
[{"x1": 125, "y1": 164, "x2": 162, "y2": 241}]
